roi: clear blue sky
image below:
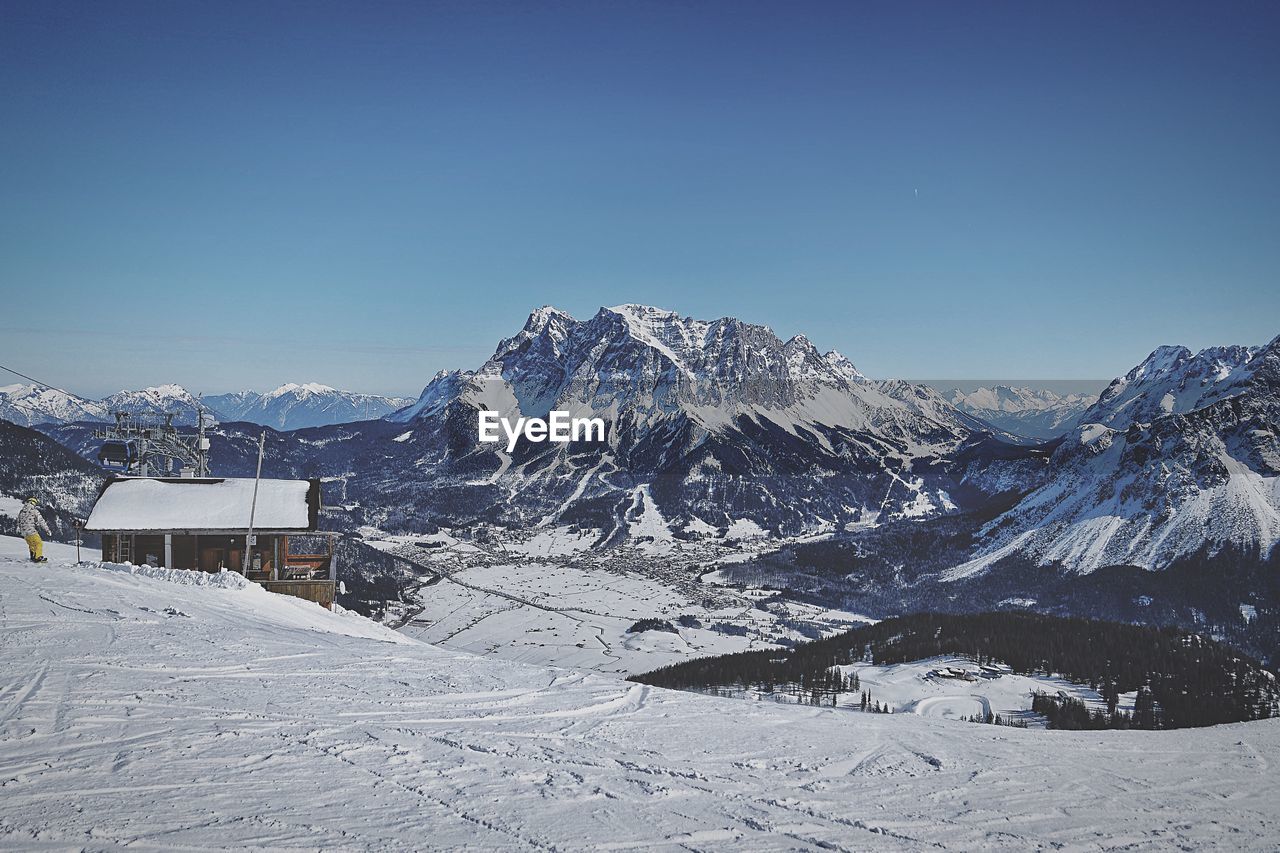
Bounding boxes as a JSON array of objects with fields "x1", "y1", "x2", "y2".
[{"x1": 2, "y1": 1, "x2": 1277, "y2": 398}]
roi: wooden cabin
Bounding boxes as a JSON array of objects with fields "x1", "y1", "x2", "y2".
[{"x1": 85, "y1": 476, "x2": 338, "y2": 609}]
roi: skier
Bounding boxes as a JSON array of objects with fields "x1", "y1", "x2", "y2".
[{"x1": 18, "y1": 497, "x2": 51, "y2": 563}]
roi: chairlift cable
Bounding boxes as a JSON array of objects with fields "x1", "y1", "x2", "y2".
[{"x1": 0, "y1": 362, "x2": 75, "y2": 397}]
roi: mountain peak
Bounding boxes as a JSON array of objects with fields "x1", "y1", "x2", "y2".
[
  {"x1": 822, "y1": 350, "x2": 865, "y2": 382},
  {"x1": 1129, "y1": 345, "x2": 1193, "y2": 380},
  {"x1": 139, "y1": 383, "x2": 191, "y2": 397},
  {"x1": 523, "y1": 305, "x2": 576, "y2": 334},
  {"x1": 266, "y1": 382, "x2": 337, "y2": 399},
  {"x1": 1081, "y1": 337, "x2": 1267, "y2": 430},
  {"x1": 784, "y1": 333, "x2": 814, "y2": 349},
  {"x1": 605, "y1": 303, "x2": 680, "y2": 320}
]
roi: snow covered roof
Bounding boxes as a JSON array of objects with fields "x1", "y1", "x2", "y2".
[{"x1": 86, "y1": 477, "x2": 320, "y2": 533}]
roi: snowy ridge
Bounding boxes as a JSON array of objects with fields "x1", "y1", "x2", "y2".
[
  {"x1": 207, "y1": 384, "x2": 413, "y2": 430},
  {"x1": 101, "y1": 384, "x2": 204, "y2": 424},
  {"x1": 949, "y1": 385, "x2": 1097, "y2": 440},
  {"x1": 394, "y1": 305, "x2": 929, "y2": 435},
  {"x1": 949, "y1": 334, "x2": 1280, "y2": 577},
  {"x1": 1078, "y1": 341, "x2": 1265, "y2": 430},
  {"x1": 384, "y1": 305, "x2": 991, "y2": 537},
  {"x1": 0, "y1": 384, "x2": 106, "y2": 426},
  {"x1": 0, "y1": 381, "x2": 410, "y2": 430},
  {"x1": 3, "y1": 536, "x2": 1278, "y2": 850}
]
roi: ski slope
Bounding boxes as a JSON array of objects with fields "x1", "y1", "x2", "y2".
[{"x1": 1, "y1": 536, "x2": 1278, "y2": 850}]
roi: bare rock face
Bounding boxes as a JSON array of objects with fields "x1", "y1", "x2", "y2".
[{"x1": 383, "y1": 304, "x2": 1008, "y2": 536}]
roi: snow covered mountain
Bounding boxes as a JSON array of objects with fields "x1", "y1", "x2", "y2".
[
  {"x1": 100, "y1": 384, "x2": 205, "y2": 425},
  {"x1": 1077, "y1": 343, "x2": 1262, "y2": 430},
  {"x1": 206, "y1": 383, "x2": 413, "y2": 430},
  {"x1": 382, "y1": 305, "x2": 1010, "y2": 536},
  {"x1": 0, "y1": 383, "x2": 107, "y2": 426},
  {"x1": 948, "y1": 334, "x2": 1280, "y2": 578},
  {"x1": 0, "y1": 381, "x2": 410, "y2": 431},
  {"x1": 949, "y1": 385, "x2": 1097, "y2": 441},
  {"x1": 0, "y1": 384, "x2": 202, "y2": 427}
]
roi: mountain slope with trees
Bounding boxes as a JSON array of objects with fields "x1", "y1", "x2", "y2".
[{"x1": 632, "y1": 612, "x2": 1279, "y2": 729}]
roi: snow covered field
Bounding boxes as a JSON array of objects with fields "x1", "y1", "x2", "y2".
[
  {"x1": 833, "y1": 658, "x2": 1135, "y2": 725},
  {"x1": 366, "y1": 530, "x2": 868, "y2": 674},
  {"x1": 399, "y1": 557, "x2": 758, "y2": 673},
  {"x1": 2, "y1": 535, "x2": 1279, "y2": 850}
]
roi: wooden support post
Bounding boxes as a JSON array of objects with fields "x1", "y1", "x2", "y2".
[{"x1": 164, "y1": 534, "x2": 173, "y2": 569}]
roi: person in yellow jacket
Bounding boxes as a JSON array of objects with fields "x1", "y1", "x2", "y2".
[{"x1": 18, "y1": 497, "x2": 51, "y2": 563}]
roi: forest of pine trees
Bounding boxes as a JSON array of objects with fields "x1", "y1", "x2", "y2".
[{"x1": 629, "y1": 612, "x2": 1280, "y2": 729}]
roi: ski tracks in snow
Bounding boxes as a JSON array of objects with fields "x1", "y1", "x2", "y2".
[{"x1": 2, "y1": 548, "x2": 1279, "y2": 850}]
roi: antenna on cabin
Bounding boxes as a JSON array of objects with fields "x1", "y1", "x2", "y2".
[
  {"x1": 242, "y1": 431, "x2": 266, "y2": 577},
  {"x1": 195, "y1": 399, "x2": 211, "y2": 477}
]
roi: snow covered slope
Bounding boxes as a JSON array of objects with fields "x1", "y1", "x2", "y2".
[
  {"x1": 0, "y1": 383, "x2": 106, "y2": 426},
  {"x1": 0, "y1": 384, "x2": 202, "y2": 427},
  {"x1": 950, "y1": 334, "x2": 1280, "y2": 577},
  {"x1": 100, "y1": 384, "x2": 205, "y2": 424},
  {"x1": 834, "y1": 656, "x2": 1129, "y2": 723},
  {"x1": 2, "y1": 536, "x2": 1278, "y2": 850},
  {"x1": 1079, "y1": 341, "x2": 1265, "y2": 430},
  {"x1": 207, "y1": 383, "x2": 413, "y2": 429},
  {"x1": 949, "y1": 385, "x2": 1097, "y2": 441}
]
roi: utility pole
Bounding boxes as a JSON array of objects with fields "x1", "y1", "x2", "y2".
[
  {"x1": 242, "y1": 431, "x2": 266, "y2": 576},
  {"x1": 196, "y1": 401, "x2": 211, "y2": 477}
]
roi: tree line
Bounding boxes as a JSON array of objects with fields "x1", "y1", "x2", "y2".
[{"x1": 629, "y1": 612, "x2": 1279, "y2": 729}]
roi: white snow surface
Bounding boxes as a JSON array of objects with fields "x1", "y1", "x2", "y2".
[
  {"x1": 1, "y1": 537, "x2": 1279, "y2": 850},
  {"x1": 0, "y1": 383, "x2": 107, "y2": 425},
  {"x1": 85, "y1": 477, "x2": 311, "y2": 532},
  {"x1": 0, "y1": 494, "x2": 25, "y2": 522},
  {"x1": 832, "y1": 657, "x2": 1132, "y2": 724},
  {"x1": 360, "y1": 527, "x2": 869, "y2": 676}
]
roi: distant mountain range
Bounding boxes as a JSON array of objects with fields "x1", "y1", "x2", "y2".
[
  {"x1": 22, "y1": 307, "x2": 1277, "y2": 571},
  {"x1": 0, "y1": 382, "x2": 411, "y2": 431},
  {"x1": 0, "y1": 384, "x2": 109, "y2": 426},
  {"x1": 948, "y1": 385, "x2": 1098, "y2": 441},
  {"x1": 206, "y1": 384, "x2": 413, "y2": 430},
  {"x1": 376, "y1": 307, "x2": 1278, "y2": 574},
  {"x1": 16, "y1": 304, "x2": 1280, "y2": 659}
]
